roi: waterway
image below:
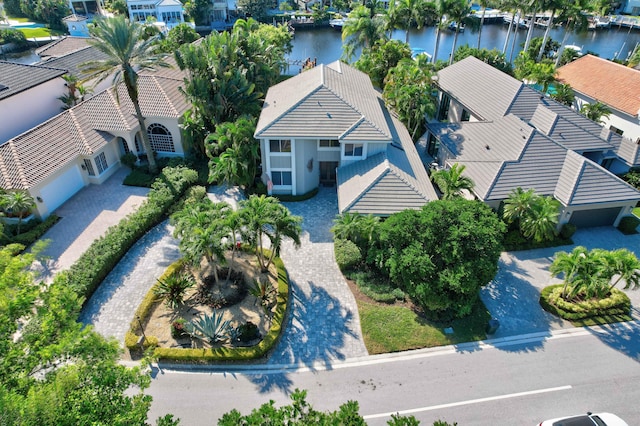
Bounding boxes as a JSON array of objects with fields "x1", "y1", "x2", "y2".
[{"x1": 287, "y1": 22, "x2": 640, "y2": 73}]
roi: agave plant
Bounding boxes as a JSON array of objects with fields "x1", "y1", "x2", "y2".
[
  {"x1": 184, "y1": 311, "x2": 232, "y2": 344},
  {"x1": 154, "y1": 271, "x2": 194, "y2": 310},
  {"x1": 250, "y1": 278, "x2": 276, "y2": 311}
]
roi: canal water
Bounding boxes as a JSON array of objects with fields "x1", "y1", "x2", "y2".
[{"x1": 287, "y1": 22, "x2": 640, "y2": 72}]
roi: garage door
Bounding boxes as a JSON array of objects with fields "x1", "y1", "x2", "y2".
[
  {"x1": 569, "y1": 207, "x2": 622, "y2": 228},
  {"x1": 39, "y1": 165, "x2": 85, "y2": 213}
]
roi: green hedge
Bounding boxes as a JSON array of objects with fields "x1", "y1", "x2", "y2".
[
  {"x1": 152, "y1": 255, "x2": 290, "y2": 362},
  {"x1": 65, "y1": 165, "x2": 198, "y2": 304},
  {"x1": 503, "y1": 229, "x2": 573, "y2": 251},
  {"x1": 540, "y1": 284, "x2": 632, "y2": 326},
  {"x1": 334, "y1": 238, "x2": 362, "y2": 271},
  {"x1": 1, "y1": 215, "x2": 59, "y2": 248},
  {"x1": 618, "y1": 216, "x2": 640, "y2": 235}
]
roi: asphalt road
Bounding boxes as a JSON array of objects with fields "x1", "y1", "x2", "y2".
[{"x1": 146, "y1": 322, "x2": 640, "y2": 425}]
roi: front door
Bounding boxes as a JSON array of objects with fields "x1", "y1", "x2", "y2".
[{"x1": 319, "y1": 161, "x2": 338, "y2": 185}]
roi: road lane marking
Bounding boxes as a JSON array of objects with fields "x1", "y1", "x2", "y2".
[{"x1": 362, "y1": 385, "x2": 573, "y2": 419}]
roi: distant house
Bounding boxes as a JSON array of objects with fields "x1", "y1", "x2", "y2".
[
  {"x1": 426, "y1": 56, "x2": 640, "y2": 228},
  {"x1": 255, "y1": 61, "x2": 438, "y2": 216},
  {"x1": 127, "y1": 0, "x2": 186, "y2": 30},
  {"x1": 67, "y1": 0, "x2": 104, "y2": 17},
  {"x1": 556, "y1": 54, "x2": 640, "y2": 169},
  {"x1": 0, "y1": 60, "x2": 189, "y2": 219}
]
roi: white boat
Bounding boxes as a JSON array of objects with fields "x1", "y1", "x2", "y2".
[
  {"x1": 563, "y1": 44, "x2": 583, "y2": 55},
  {"x1": 411, "y1": 47, "x2": 432, "y2": 61},
  {"x1": 329, "y1": 18, "x2": 345, "y2": 30},
  {"x1": 447, "y1": 21, "x2": 465, "y2": 32}
]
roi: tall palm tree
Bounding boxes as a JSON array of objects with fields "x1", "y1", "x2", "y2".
[
  {"x1": 536, "y1": 0, "x2": 564, "y2": 62},
  {"x1": 392, "y1": 0, "x2": 430, "y2": 44},
  {"x1": 430, "y1": 163, "x2": 475, "y2": 200},
  {"x1": 603, "y1": 248, "x2": 640, "y2": 293},
  {"x1": 265, "y1": 205, "x2": 302, "y2": 269},
  {"x1": 82, "y1": 16, "x2": 169, "y2": 173},
  {"x1": 342, "y1": 6, "x2": 387, "y2": 61},
  {"x1": 476, "y1": 0, "x2": 497, "y2": 49},
  {"x1": 529, "y1": 62, "x2": 556, "y2": 94},
  {"x1": 432, "y1": 0, "x2": 455, "y2": 63},
  {"x1": 519, "y1": 195, "x2": 560, "y2": 242},
  {"x1": 447, "y1": 0, "x2": 477, "y2": 65},
  {"x1": 550, "y1": 246, "x2": 589, "y2": 298},
  {"x1": 522, "y1": 0, "x2": 539, "y2": 52},
  {"x1": 554, "y1": 0, "x2": 589, "y2": 67},
  {"x1": 239, "y1": 195, "x2": 281, "y2": 272}
]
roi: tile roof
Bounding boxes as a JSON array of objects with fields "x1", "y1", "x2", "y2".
[
  {"x1": 35, "y1": 36, "x2": 92, "y2": 58},
  {"x1": 39, "y1": 46, "x2": 110, "y2": 80},
  {"x1": 0, "y1": 61, "x2": 66, "y2": 100},
  {"x1": 556, "y1": 54, "x2": 640, "y2": 117},
  {"x1": 0, "y1": 71, "x2": 187, "y2": 190},
  {"x1": 255, "y1": 61, "x2": 392, "y2": 140}
]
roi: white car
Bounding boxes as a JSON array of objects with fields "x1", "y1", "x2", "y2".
[{"x1": 539, "y1": 412, "x2": 629, "y2": 426}]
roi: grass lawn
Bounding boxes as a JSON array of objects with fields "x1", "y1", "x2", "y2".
[
  {"x1": 358, "y1": 299, "x2": 491, "y2": 354},
  {"x1": 633, "y1": 207, "x2": 640, "y2": 218},
  {"x1": 20, "y1": 28, "x2": 65, "y2": 38}
]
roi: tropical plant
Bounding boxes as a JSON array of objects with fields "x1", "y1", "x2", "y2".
[
  {"x1": 354, "y1": 38, "x2": 412, "y2": 89},
  {"x1": 431, "y1": 0, "x2": 456, "y2": 63},
  {"x1": 580, "y1": 101, "x2": 611, "y2": 124},
  {"x1": 447, "y1": 0, "x2": 478, "y2": 65},
  {"x1": 2, "y1": 190, "x2": 35, "y2": 234},
  {"x1": 206, "y1": 117, "x2": 260, "y2": 189},
  {"x1": 81, "y1": 16, "x2": 169, "y2": 173},
  {"x1": 503, "y1": 187, "x2": 538, "y2": 226},
  {"x1": 58, "y1": 74, "x2": 91, "y2": 110},
  {"x1": 154, "y1": 270, "x2": 194, "y2": 310},
  {"x1": 528, "y1": 61, "x2": 556, "y2": 94},
  {"x1": 453, "y1": 45, "x2": 513, "y2": 75},
  {"x1": 554, "y1": 0, "x2": 590, "y2": 67},
  {"x1": 536, "y1": 0, "x2": 564, "y2": 62},
  {"x1": 388, "y1": 0, "x2": 431, "y2": 44},
  {"x1": 383, "y1": 58, "x2": 438, "y2": 140},
  {"x1": 331, "y1": 212, "x2": 380, "y2": 252},
  {"x1": 157, "y1": 23, "x2": 200, "y2": 53},
  {"x1": 265, "y1": 204, "x2": 302, "y2": 269},
  {"x1": 184, "y1": 310, "x2": 232, "y2": 344},
  {"x1": 475, "y1": 0, "x2": 497, "y2": 49},
  {"x1": 503, "y1": 187, "x2": 560, "y2": 242},
  {"x1": 250, "y1": 278, "x2": 277, "y2": 311},
  {"x1": 341, "y1": 6, "x2": 387, "y2": 61},
  {"x1": 550, "y1": 83, "x2": 575, "y2": 107},
  {"x1": 430, "y1": 163, "x2": 475, "y2": 200}
]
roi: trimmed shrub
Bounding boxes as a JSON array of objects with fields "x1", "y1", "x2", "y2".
[
  {"x1": 2, "y1": 215, "x2": 59, "y2": 247},
  {"x1": 540, "y1": 284, "x2": 631, "y2": 324},
  {"x1": 334, "y1": 238, "x2": 362, "y2": 271},
  {"x1": 503, "y1": 228, "x2": 572, "y2": 251},
  {"x1": 67, "y1": 166, "x2": 197, "y2": 304},
  {"x1": 559, "y1": 223, "x2": 577, "y2": 239},
  {"x1": 618, "y1": 215, "x2": 640, "y2": 235}
]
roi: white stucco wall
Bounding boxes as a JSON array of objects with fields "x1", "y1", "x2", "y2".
[
  {"x1": 0, "y1": 78, "x2": 66, "y2": 144},
  {"x1": 573, "y1": 92, "x2": 640, "y2": 143}
]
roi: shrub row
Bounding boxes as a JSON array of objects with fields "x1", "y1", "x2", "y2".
[
  {"x1": 503, "y1": 228, "x2": 573, "y2": 251},
  {"x1": 1, "y1": 215, "x2": 59, "y2": 248},
  {"x1": 151, "y1": 255, "x2": 289, "y2": 362},
  {"x1": 64, "y1": 165, "x2": 198, "y2": 303},
  {"x1": 539, "y1": 284, "x2": 631, "y2": 323},
  {"x1": 618, "y1": 215, "x2": 640, "y2": 235}
]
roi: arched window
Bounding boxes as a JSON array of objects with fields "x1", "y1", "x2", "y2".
[{"x1": 147, "y1": 123, "x2": 175, "y2": 153}]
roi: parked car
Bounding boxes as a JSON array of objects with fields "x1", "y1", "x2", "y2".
[{"x1": 539, "y1": 412, "x2": 629, "y2": 426}]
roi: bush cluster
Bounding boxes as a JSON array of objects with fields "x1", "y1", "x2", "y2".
[
  {"x1": 540, "y1": 284, "x2": 631, "y2": 322},
  {"x1": 617, "y1": 215, "x2": 640, "y2": 235},
  {"x1": 334, "y1": 238, "x2": 362, "y2": 270},
  {"x1": 1, "y1": 215, "x2": 59, "y2": 248},
  {"x1": 65, "y1": 165, "x2": 198, "y2": 303},
  {"x1": 0, "y1": 28, "x2": 27, "y2": 47},
  {"x1": 503, "y1": 228, "x2": 573, "y2": 251}
]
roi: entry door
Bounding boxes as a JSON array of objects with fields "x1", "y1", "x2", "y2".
[{"x1": 319, "y1": 161, "x2": 338, "y2": 184}]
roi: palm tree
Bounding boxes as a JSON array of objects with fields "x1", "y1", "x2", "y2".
[
  {"x1": 529, "y1": 62, "x2": 556, "y2": 94},
  {"x1": 476, "y1": 0, "x2": 497, "y2": 49},
  {"x1": 519, "y1": 195, "x2": 560, "y2": 242},
  {"x1": 391, "y1": 0, "x2": 429, "y2": 44},
  {"x1": 580, "y1": 101, "x2": 611, "y2": 124},
  {"x1": 522, "y1": 0, "x2": 539, "y2": 52},
  {"x1": 430, "y1": 163, "x2": 475, "y2": 200},
  {"x1": 331, "y1": 212, "x2": 380, "y2": 250},
  {"x1": 550, "y1": 246, "x2": 589, "y2": 298},
  {"x1": 554, "y1": 0, "x2": 589, "y2": 67},
  {"x1": 503, "y1": 187, "x2": 537, "y2": 226},
  {"x1": 447, "y1": 0, "x2": 476, "y2": 65},
  {"x1": 603, "y1": 248, "x2": 640, "y2": 293},
  {"x1": 432, "y1": 0, "x2": 455, "y2": 63},
  {"x1": 550, "y1": 83, "x2": 575, "y2": 106},
  {"x1": 536, "y1": 0, "x2": 564, "y2": 62},
  {"x1": 82, "y1": 16, "x2": 169, "y2": 174},
  {"x1": 342, "y1": 6, "x2": 387, "y2": 61},
  {"x1": 239, "y1": 195, "x2": 281, "y2": 272},
  {"x1": 265, "y1": 205, "x2": 302, "y2": 269},
  {"x1": 2, "y1": 190, "x2": 35, "y2": 234}
]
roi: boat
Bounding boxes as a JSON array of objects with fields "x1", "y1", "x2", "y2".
[
  {"x1": 563, "y1": 44, "x2": 583, "y2": 55},
  {"x1": 447, "y1": 21, "x2": 464, "y2": 32},
  {"x1": 329, "y1": 18, "x2": 345, "y2": 30},
  {"x1": 411, "y1": 47, "x2": 432, "y2": 61}
]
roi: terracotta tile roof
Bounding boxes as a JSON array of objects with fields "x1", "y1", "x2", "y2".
[
  {"x1": 0, "y1": 61, "x2": 66, "y2": 100},
  {"x1": 35, "y1": 36, "x2": 92, "y2": 58},
  {"x1": 556, "y1": 54, "x2": 640, "y2": 117},
  {"x1": 0, "y1": 70, "x2": 188, "y2": 190},
  {"x1": 40, "y1": 46, "x2": 110, "y2": 80}
]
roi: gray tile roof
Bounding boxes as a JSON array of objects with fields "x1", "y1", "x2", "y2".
[
  {"x1": 0, "y1": 72, "x2": 187, "y2": 190},
  {"x1": 255, "y1": 61, "x2": 391, "y2": 140},
  {"x1": 555, "y1": 150, "x2": 640, "y2": 205},
  {"x1": 0, "y1": 61, "x2": 66, "y2": 100},
  {"x1": 36, "y1": 36, "x2": 92, "y2": 58},
  {"x1": 39, "y1": 46, "x2": 110, "y2": 80}
]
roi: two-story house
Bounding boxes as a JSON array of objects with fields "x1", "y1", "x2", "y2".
[
  {"x1": 255, "y1": 61, "x2": 438, "y2": 216},
  {"x1": 426, "y1": 56, "x2": 640, "y2": 228}
]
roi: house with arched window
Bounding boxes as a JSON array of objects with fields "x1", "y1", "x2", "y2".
[{"x1": 0, "y1": 59, "x2": 189, "y2": 219}]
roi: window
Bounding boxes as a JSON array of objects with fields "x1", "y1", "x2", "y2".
[
  {"x1": 269, "y1": 139, "x2": 291, "y2": 153},
  {"x1": 461, "y1": 109, "x2": 470, "y2": 122},
  {"x1": 609, "y1": 125, "x2": 624, "y2": 136},
  {"x1": 438, "y1": 94, "x2": 451, "y2": 121},
  {"x1": 319, "y1": 139, "x2": 340, "y2": 148},
  {"x1": 427, "y1": 133, "x2": 439, "y2": 157},
  {"x1": 95, "y1": 152, "x2": 108, "y2": 174},
  {"x1": 147, "y1": 123, "x2": 175, "y2": 152},
  {"x1": 83, "y1": 158, "x2": 95, "y2": 176},
  {"x1": 271, "y1": 171, "x2": 292, "y2": 186},
  {"x1": 344, "y1": 143, "x2": 363, "y2": 157}
]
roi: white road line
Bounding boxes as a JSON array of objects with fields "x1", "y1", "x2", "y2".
[{"x1": 362, "y1": 385, "x2": 573, "y2": 419}]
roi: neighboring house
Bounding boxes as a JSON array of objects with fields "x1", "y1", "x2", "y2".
[
  {"x1": 255, "y1": 61, "x2": 438, "y2": 216},
  {"x1": 0, "y1": 62, "x2": 67, "y2": 144},
  {"x1": 127, "y1": 0, "x2": 186, "y2": 30},
  {"x1": 622, "y1": 0, "x2": 640, "y2": 14},
  {"x1": 426, "y1": 56, "x2": 640, "y2": 228},
  {"x1": 556, "y1": 55, "x2": 640, "y2": 156},
  {"x1": 0, "y1": 60, "x2": 189, "y2": 219},
  {"x1": 63, "y1": 14, "x2": 92, "y2": 37},
  {"x1": 68, "y1": 0, "x2": 104, "y2": 17}
]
